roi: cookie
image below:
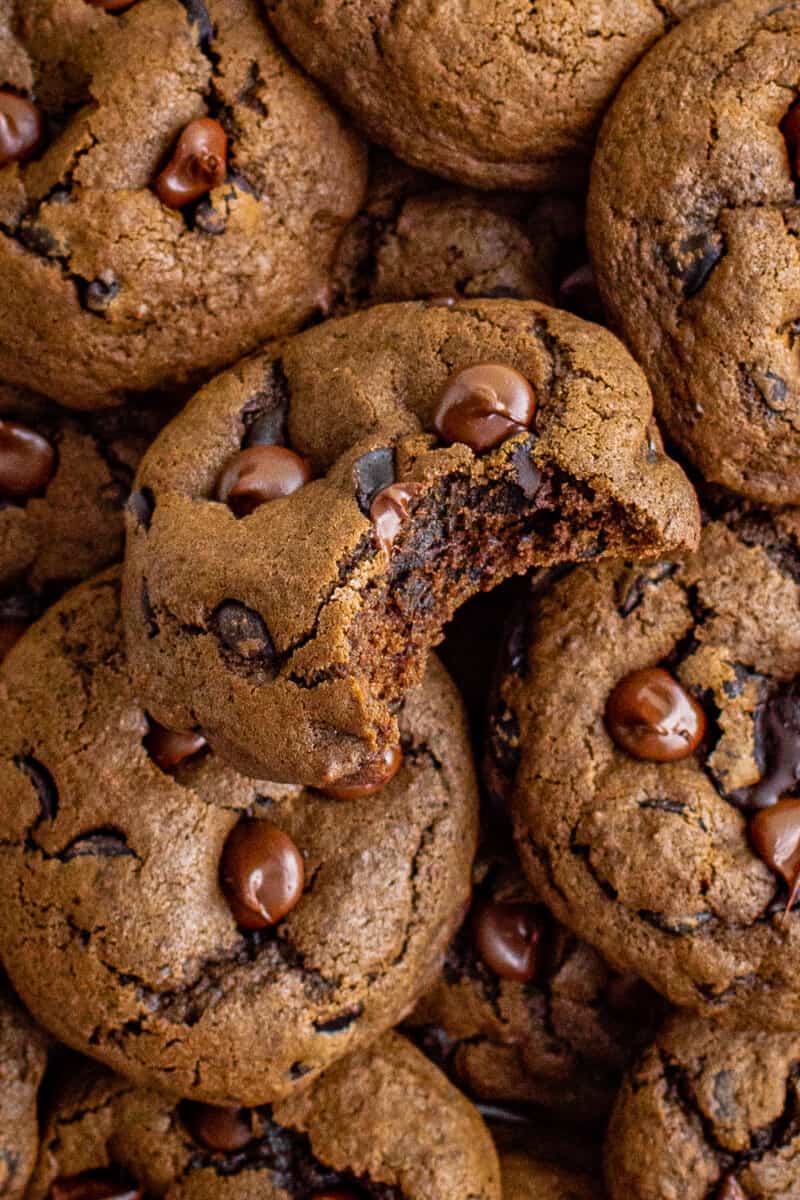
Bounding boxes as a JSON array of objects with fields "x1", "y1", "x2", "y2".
[
  {"x1": 0, "y1": 568, "x2": 478, "y2": 1104},
  {"x1": 122, "y1": 298, "x2": 700, "y2": 785},
  {"x1": 502, "y1": 1153, "x2": 602, "y2": 1200},
  {"x1": 588, "y1": 0, "x2": 800, "y2": 505},
  {"x1": 505, "y1": 508, "x2": 800, "y2": 1028},
  {"x1": 264, "y1": 0, "x2": 711, "y2": 191},
  {"x1": 0, "y1": 0, "x2": 365, "y2": 409},
  {"x1": 26, "y1": 1034, "x2": 501, "y2": 1200},
  {"x1": 407, "y1": 843, "x2": 664, "y2": 1123},
  {"x1": 0, "y1": 979, "x2": 48, "y2": 1200},
  {"x1": 604, "y1": 1014, "x2": 800, "y2": 1200}
]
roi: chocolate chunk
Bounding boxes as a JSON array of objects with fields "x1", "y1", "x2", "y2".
[
  {"x1": 604, "y1": 667, "x2": 706, "y2": 762},
  {"x1": 0, "y1": 419, "x2": 55, "y2": 501},
  {"x1": 50, "y1": 1170, "x2": 142, "y2": 1200},
  {"x1": 748, "y1": 682, "x2": 800, "y2": 811},
  {"x1": 557, "y1": 262, "x2": 605, "y2": 323},
  {"x1": 472, "y1": 900, "x2": 545, "y2": 982},
  {"x1": 154, "y1": 117, "x2": 227, "y2": 210},
  {"x1": 313, "y1": 1004, "x2": 363, "y2": 1033},
  {"x1": 749, "y1": 798, "x2": 800, "y2": 911},
  {"x1": 0, "y1": 92, "x2": 43, "y2": 167},
  {"x1": 60, "y1": 830, "x2": 136, "y2": 861},
  {"x1": 370, "y1": 482, "x2": 423, "y2": 557},
  {"x1": 677, "y1": 231, "x2": 725, "y2": 299},
  {"x1": 79, "y1": 271, "x2": 120, "y2": 314},
  {"x1": 321, "y1": 745, "x2": 403, "y2": 800},
  {"x1": 510, "y1": 439, "x2": 542, "y2": 499},
  {"x1": 127, "y1": 487, "x2": 155, "y2": 530},
  {"x1": 14, "y1": 755, "x2": 58, "y2": 821},
  {"x1": 353, "y1": 446, "x2": 395, "y2": 516},
  {"x1": 220, "y1": 819, "x2": 304, "y2": 930},
  {"x1": 426, "y1": 294, "x2": 458, "y2": 308},
  {"x1": 216, "y1": 445, "x2": 311, "y2": 517},
  {"x1": 244, "y1": 410, "x2": 285, "y2": 449},
  {"x1": 182, "y1": 1102, "x2": 253, "y2": 1151},
  {"x1": 211, "y1": 601, "x2": 275, "y2": 665},
  {"x1": 782, "y1": 98, "x2": 800, "y2": 180},
  {"x1": 433, "y1": 363, "x2": 536, "y2": 453},
  {"x1": 143, "y1": 718, "x2": 206, "y2": 772}
]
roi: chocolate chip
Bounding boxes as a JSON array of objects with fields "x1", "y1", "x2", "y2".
[
  {"x1": 604, "y1": 667, "x2": 706, "y2": 762},
  {"x1": 604, "y1": 972, "x2": 659, "y2": 1018},
  {"x1": 434, "y1": 363, "x2": 536, "y2": 453},
  {"x1": 49, "y1": 1170, "x2": 142, "y2": 1200},
  {"x1": 216, "y1": 445, "x2": 311, "y2": 517},
  {"x1": 353, "y1": 447, "x2": 396, "y2": 516},
  {"x1": 154, "y1": 117, "x2": 227, "y2": 210},
  {"x1": 313, "y1": 1004, "x2": 363, "y2": 1033},
  {"x1": 749, "y1": 798, "x2": 800, "y2": 911},
  {"x1": 426, "y1": 294, "x2": 458, "y2": 307},
  {"x1": 211, "y1": 601, "x2": 275, "y2": 665},
  {"x1": 510, "y1": 439, "x2": 542, "y2": 499},
  {"x1": 369, "y1": 482, "x2": 422, "y2": 557},
  {"x1": 79, "y1": 271, "x2": 120, "y2": 314},
  {"x1": 127, "y1": 487, "x2": 155, "y2": 530},
  {"x1": 0, "y1": 92, "x2": 43, "y2": 167},
  {"x1": 220, "y1": 819, "x2": 304, "y2": 930},
  {"x1": 182, "y1": 1102, "x2": 253, "y2": 1151},
  {"x1": 782, "y1": 99, "x2": 800, "y2": 180},
  {"x1": 143, "y1": 718, "x2": 206, "y2": 772},
  {"x1": 677, "y1": 232, "x2": 726, "y2": 299},
  {"x1": 14, "y1": 755, "x2": 58, "y2": 821},
  {"x1": 0, "y1": 419, "x2": 55, "y2": 501},
  {"x1": 748, "y1": 682, "x2": 800, "y2": 810},
  {"x1": 244, "y1": 411, "x2": 285, "y2": 448},
  {"x1": 716, "y1": 1176, "x2": 747, "y2": 1200},
  {"x1": 321, "y1": 744, "x2": 403, "y2": 800},
  {"x1": 557, "y1": 262, "x2": 605, "y2": 323},
  {"x1": 60, "y1": 829, "x2": 136, "y2": 861},
  {"x1": 472, "y1": 900, "x2": 545, "y2": 982}
]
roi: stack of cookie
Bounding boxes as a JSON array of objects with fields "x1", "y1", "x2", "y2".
[{"x1": 0, "y1": 1, "x2": 797, "y2": 1198}]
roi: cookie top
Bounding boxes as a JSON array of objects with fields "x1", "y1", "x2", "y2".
[
  {"x1": 604, "y1": 1014, "x2": 800, "y2": 1200},
  {"x1": 0, "y1": 980, "x2": 48, "y2": 1200},
  {"x1": 26, "y1": 1034, "x2": 501, "y2": 1200},
  {"x1": 407, "y1": 843, "x2": 663, "y2": 1123},
  {"x1": 502, "y1": 1154, "x2": 602, "y2": 1200},
  {"x1": 0, "y1": 0, "x2": 365, "y2": 408},
  {"x1": 588, "y1": 0, "x2": 800, "y2": 505},
  {"x1": 508, "y1": 509, "x2": 800, "y2": 1028},
  {"x1": 264, "y1": 0, "x2": 711, "y2": 191},
  {"x1": 123, "y1": 298, "x2": 700, "y2": 785},
  {"x1": 0, "y1": 569, "x2": 478, "y2": 1105}
]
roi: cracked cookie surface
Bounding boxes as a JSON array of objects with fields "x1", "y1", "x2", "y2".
[
  {"x1": 0, "y1": 979, "x2": 48, "y2": 1200},
  {"x1": 122, "y1": 298, "x2": 699, "y2": 786},
  {"x1": 506, "y1": 509, "x2": 800, "y2": 1028},
  {"x1": 604, "y1": 1014, "x2": 800, "y2": 1200},
  {"x1": 26, "y1": 1034, "x2": 501, "y2": 1200},
  {"x1": 264, "y1": 0, "x2": 712, "y2": 191},
  {"x1": 0, "y1": 0, "x2": 365, "y2": 408},
  {"x1": 588, "y1": 0, "x2": 800, "y2": 504},
  {"x1": 0, "y1": 569, "x2": 478, "y2": 1104}
]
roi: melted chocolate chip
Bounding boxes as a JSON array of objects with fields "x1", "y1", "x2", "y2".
[
  {"x1": 143, "y1": 718, "x2": 206, "y2": 771},
  {"x1": 60, "y1": 829, "x2": 135, "y2": 861},
  {"x1": 211, "y1": 601, "x2": 275, "y2": 666},
  {"x1": 605, "y1": 667, "x2": 706, "y2": 762},
  {"x1": 426, "y1": 294, "x2": 458, "y2": 308},
  {"x1": 50, "y1": 1170, "x2": 142, "y2": 1200},
  {"x1": 353, "y1": 447, "x2": 396, "y2": 516},
  {"x1": 748, "y1": 682, "x2": 800, "y2": 811},
  {"x1": 155, "y1": 117, "x2": 227, "y2": 209},
  {"x1": 216, "y1": 445, "x2": 311, "y2": 517},
  {"x1": 433, "y1": 363, "x2": 536, "y2": 453},
  {"x1": 510, "y1": 439, "x2": 542, "y2": 498},
  {"x1": 0, "y1": 419, "x2": 55, "y2": 500},
  {"x1": 369, "y1": 482, "x2": 422, "y2": 557},
  {"x1": 782, "y1": 99, "x2": 800, "y2": 180},
  {"x1": 321, "y1": 745, "x2": 403, "y2": 800},
  {"x1": 220, "y1": 819, "x2": 304, "y2": 930},
  {"x1": 472, "y1": 900, "x2": 545, "y2": 982},
  {"x1": 749, "y1": 798, "x2": 800, "y2": 911},
  {"x1": 14, "y1": 755, "x2": 58, "y2": 821},
  {"x1": 557, "y1": 262, "x2": 605, "y2": 323},
  {"x1": 244, "y1": 410, "x2": 285, "y2": 448},
  {"x1": 0, "y1": 92, "x2": 43, "y2": 167},
  {"x1": 182, "y1": 1101, "x2": 253, "y2": 1151},
  {"x1": 126, "y1": 487, "x2": 155, "y2": 530}
]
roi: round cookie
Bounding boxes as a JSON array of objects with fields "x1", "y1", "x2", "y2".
[
  {"x1": 407, "y1": 843, "x2": 664, "y2": 1123},
  {"x1": 0, "y1": 0, "x2": 365, "y2": 408},
  {"x1": 123, "y1": 298, "x2": 700, "y2": 786},
  {"x1": 502, "y1": 1153, "x2": 602, "y2": 1200},
  {"x1": 588, "y1": 0, "x2": 800, "y2": 504},
  {"x1": 505, "y1": 508, "x2": 800, "y2": 1028},
  {"x1": 0, "y1": 569, "x2": 478, "y2": 1104},
  {"x1": 264, "y1": 0, "x2": 712, "y2": 192},
  {"x1": 0, "y1": 979, "x2": 48, "y2": 1200},
  {"x1": 26, "y1": 1034, "x2": 501, "y2": 1200},
  {"x1": 604, "y1": 1014, "x2": 800, "y2": 1200}
]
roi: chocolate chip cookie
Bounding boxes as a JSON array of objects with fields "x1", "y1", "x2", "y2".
[
  {"x1": 502, "y1": 1153, "x2": 602, "y2": 1200},
  {"x1": 605, "y1": 1013, "x2": 800, "y2": 1200},
  {"x1": 123, "y1": 298, "x2": 700, "y2": 785},
  {"x1": 506, "y1": 508, "x2": 800, "y2": 1028},
  {"x1": 407, "y1": 843, "x2": 664, "y2": 1123},
  {"x1": 0, "y1": 0, "x2": 365, "y2": 408},
  {"x1": 0, "y1": 979, "x2": 48, "y2": 1200},
  {"x1": 264, "y1": 0, "x2": 712, "y2": 191},
  {"x1": 588, "y1": 0, "x2": 800, "y2": 504},
  {"x1": 0, "y1": 568, "x2": 478, "y2": 1104},
  {"x1": 26, "y1": 1034, "x2": 501, "y2": 1200}
]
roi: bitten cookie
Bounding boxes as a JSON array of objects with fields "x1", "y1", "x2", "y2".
[
  {"x1": 0, "y1": 569, "x2": 478, "y2": 1104},
  {"x1": 0, "y1": 0, "x2": 365, "y2": 408},
  {"x1": 26, "y1": 1034, "x2": 501, "y2": 1200},
  {"x1": 123, "y1": 298, "x2": 700, "y2": 786},
  {"x1": 407, "y1": 844, "x2": 663, "y2": 1123},
  {"x1": 0, "y1": 978, "x2": 48, "y2": 1200},
  {"x1": 264, "y1": 0, "x2": 712, "y2": 191},
  {"x1": 588, "y1": 0, "x2": 800, "y2": 504},
  {"x1": 505, "y1": 508, "x2": 800, "y2": 1028},
  {"x1": 502, "y1": 1153, "x2": 602, "y2": 1200},
  {"x1": 605, "y1": 1014, "x2": 800, "y2": 1200}
]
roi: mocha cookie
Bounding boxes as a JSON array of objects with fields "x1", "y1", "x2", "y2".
[
  {"x1": 0, "y1": 979, "x2": 48, "y2": 1200},
  {"x1": 0, "y1": 0, "x2": 365, "y2": 409},
  {"x1": 502, "y1": 1153, "x2": 602, "y2": 1200},
  {"x1": 605, "y1": 1014, "x2": 800, "y2": 1200},
  {"x1": 0, "y1": 569, "x2": 478, "y2": 1104},
  {"x1": 407, "y1": 844, "x2": 663, "y2": 1123},
  {"x1": 505, "y1": 508, "x2": 800, "y2": 1028},
  {"x1": 123, "y1": 298, "x2": 700, "y2": 785},
  {"x1": 588, "y1": 0, "x2": 800, "y2": 504},
  {"x1": 264, "y1": 0, "x2": 712, "y2": 191},
  {"x1": 26, "y1": 1034, "x2": 501, "y2": 1200}
]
